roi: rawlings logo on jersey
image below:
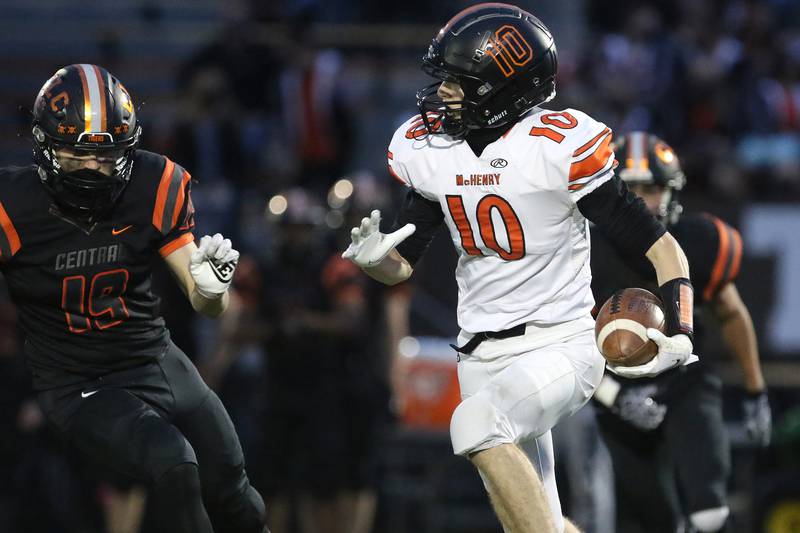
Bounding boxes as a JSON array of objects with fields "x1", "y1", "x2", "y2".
[{"x1": 456, "y1": 173, "x2": 502, "y2": 186}]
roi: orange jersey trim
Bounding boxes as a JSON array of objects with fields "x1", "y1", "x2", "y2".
[
  {"x1": 159, "y1": 232, "x2": 194, "y2": 258},
  {"x1": 0, "y1": 201, "x2": 21, "y2": 257},
  {"x1": 170, "y1": 170, "x2": 192, "y2": 229},
  {"x1": 569, "y1": 131, "x2": 613, "y2": 182},
  {"x1": 153, "y1": 158, "x2": 176, "y2": 231},
  {"x1": 704, "y1": 216, "x2": 731, "y2": 301},
  {"x1": 573, "y1": 127, "x2": 611, "y2": 158}
]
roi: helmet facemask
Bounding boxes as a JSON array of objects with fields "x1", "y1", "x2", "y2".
[{"x1": 33, "y1": 123, "x2": 140, "y2": 223}]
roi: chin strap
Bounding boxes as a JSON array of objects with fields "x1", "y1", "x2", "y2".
[{"x1": 658, "y1": 277, "x2": 694, "y2": 340}]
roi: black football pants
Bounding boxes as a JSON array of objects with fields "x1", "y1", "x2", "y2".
[
  {"x1": 596, "y1": 370, "x2": 730, "y2": 533},
  {"x1": 37, "y1": 342, "x2": 266, "y2": 533}
]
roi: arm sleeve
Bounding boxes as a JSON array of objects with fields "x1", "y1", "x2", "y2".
[
  {"x1": 392, "y1": 189, "x2": 444, "y2": 266},
  {"x1": 578, "y1": 174, "x2": 666, "y2": 258}
]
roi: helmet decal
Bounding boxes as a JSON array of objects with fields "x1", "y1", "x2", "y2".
[
  {"x1": 488, "y1": 25, "x2": 534, "y2": 78},
  {"x1": 75, "y1": 64, "x2": 108, "y2": 133}
]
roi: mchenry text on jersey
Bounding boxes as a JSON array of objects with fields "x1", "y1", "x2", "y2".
[{"x1": 457, "y1": 173, "x2": 502, "y2": 186}]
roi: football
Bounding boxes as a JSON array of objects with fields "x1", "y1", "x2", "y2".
[{"x1": 595, "y1": 288, "x2": 665, "y2": 367}]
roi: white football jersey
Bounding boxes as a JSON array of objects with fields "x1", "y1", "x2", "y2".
[{"x1": 388, "y1": 108, "x2": 616, "y2": 333}]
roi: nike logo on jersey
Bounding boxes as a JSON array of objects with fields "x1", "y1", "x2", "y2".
[
  {"x1": 456, "y1": 173, "x2": 501, "y2": 186},
  {"x1": 81, "y1": 390, "x2": 99, "y2": 398},
  {"x1": 112, "y1": 224, "x2": 133, "y2": 235}
]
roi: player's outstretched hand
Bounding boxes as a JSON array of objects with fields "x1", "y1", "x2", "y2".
[
  {"x1": 190, "y1": 233, "x2": 239, "y2": 299},
  {"x1": 607, "y1": 329, "x2": 697, "y2": 378},
  {"x1": 342, "y1": 210, "x2": 415, "y2": 268}
]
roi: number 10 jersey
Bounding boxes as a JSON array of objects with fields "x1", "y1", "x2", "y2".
[{"x1": 388, "y1": 108, "x2": 616, "y2": 333}]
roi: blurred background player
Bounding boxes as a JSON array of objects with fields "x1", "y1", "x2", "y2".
[
  {"x1": 259, "y1": 187, "x2": 387, "y2": 533},
  {"x1": 0, "y1": 64, "x2": 267, "y2": 533},
  {"x1": 590, "y1": 131, "x2": 771, "y2": 533},
  {"x1": 343, "y1": 4, "x2": 697, "y2": 532}
]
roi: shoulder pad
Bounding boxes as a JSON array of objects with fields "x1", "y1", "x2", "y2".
[
  {"x1": 388, "y1": 114, "x2": 461, "y2": 183},
  {"x1": 523, "y1": 108, "x2": 615, "y2": 198}
]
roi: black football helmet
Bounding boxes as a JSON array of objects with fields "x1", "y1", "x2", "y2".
[
  {"x1": 32, "y1": 64, "x2": 141, "y2": 222},
  {"x1": 614, "y1": 132, "x2": 686, "y2": 224},
  {"x1": 417, "y1": 3, "x2": 558, "y2": 138}
]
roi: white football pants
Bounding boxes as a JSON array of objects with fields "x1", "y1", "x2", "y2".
[{"x1": 450, "y1": 316, "x2": 605, "y2": 532}]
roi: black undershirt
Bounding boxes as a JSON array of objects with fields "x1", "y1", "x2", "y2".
[
  {"x1": 393, "y1": 125, "x2": 666, "y2": 265},
  {"x1": 464, "y1": 124, "x2": 513, "y2": 156}
]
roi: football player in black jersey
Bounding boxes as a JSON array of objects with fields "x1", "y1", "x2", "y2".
[
  {"x1": 0, "y1": 65, "x2": 267, "y2": 532},
  {"x1": 590, "y1": 132, "x2": 771, "y2": 533}
]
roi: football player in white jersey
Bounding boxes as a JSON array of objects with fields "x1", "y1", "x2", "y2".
[{"x1": 343, "y1": 4, "x2": 695, "y2": 533}]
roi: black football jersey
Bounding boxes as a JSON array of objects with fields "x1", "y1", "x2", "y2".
[
  {"x1": 0, "y1": 150, "x2": 195, "y2": 389},
  {"x1": 591, "y1": 212, "x2": 742, "y2": 310}
]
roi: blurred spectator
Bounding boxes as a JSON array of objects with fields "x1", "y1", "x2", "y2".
[
  {"x1": 583, "y1": 4, "x2": 687, "y2": 139},
  {"x1": 198, "y1": 255, "x2": 270, "y2": 470},
  {"x1": 278, "y1": 9, "x2": 355, "y2": 192},
  {"x1": 261, "y1": 188, "x2": 386, "y2": 533}
]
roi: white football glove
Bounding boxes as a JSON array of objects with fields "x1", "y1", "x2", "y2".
[
  {"x1": 607, "y1": 329, "x2": 698, "y2": 379},
  {"x1": 190, "y1": 233, "x2": 239, "y2": 299},
  {"x1": 342, "y1": 210, "x2": 416, "y2": 267}
]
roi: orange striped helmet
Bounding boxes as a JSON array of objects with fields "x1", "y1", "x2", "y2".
[{"x1": 31, "y1": 64, "x2": 141, "y2": 221}]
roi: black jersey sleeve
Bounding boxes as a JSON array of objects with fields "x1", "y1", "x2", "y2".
[
  {"x1": 577, "y1": 174, "x2": 666, "y2": 258},
  {"x1": 152, "y1": 157, "x2": 196, "y2": 257},
  {"x1": 392, "y1": 189, "x2": 444, "y2": 266},
  {"x1": 671, "y1": 213, "x2": 743, "y2": 303}
]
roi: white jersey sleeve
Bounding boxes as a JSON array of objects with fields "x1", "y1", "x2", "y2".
[{"x1": 530, "y1": 108, "x2": 616, "y2": 203}]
